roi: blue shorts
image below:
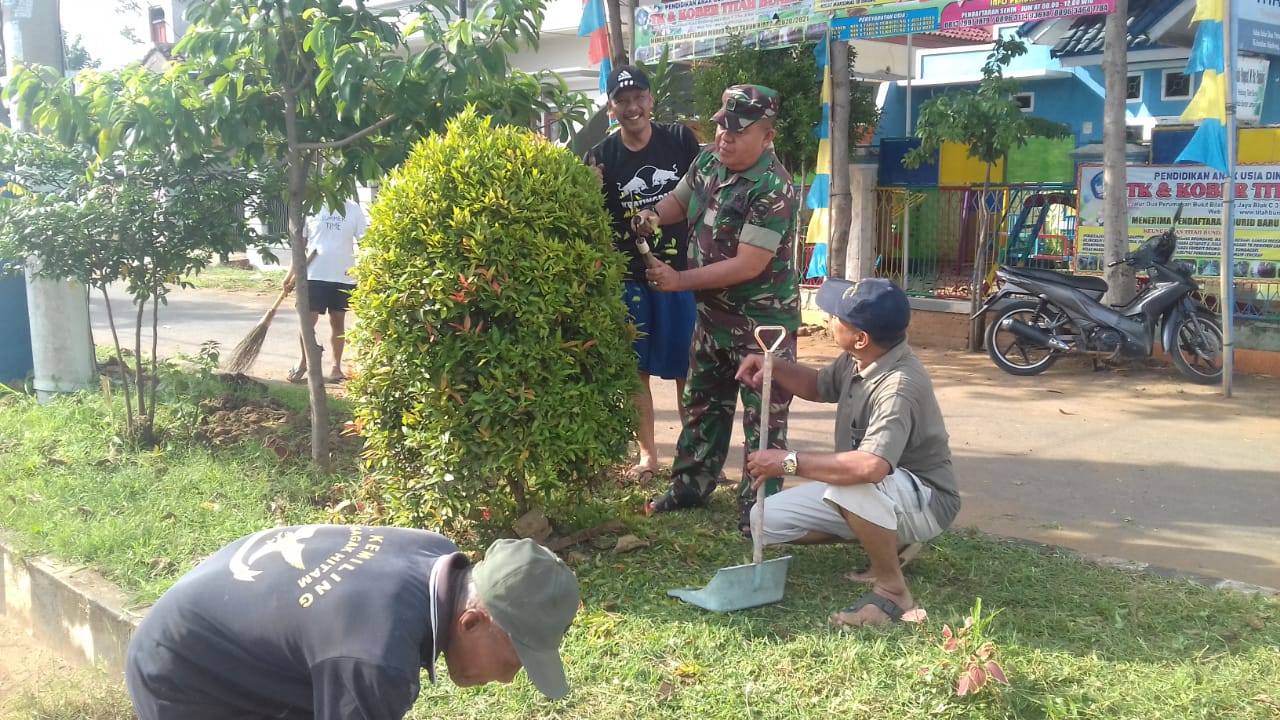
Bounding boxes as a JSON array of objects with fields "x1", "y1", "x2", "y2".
[{"x1": 624, "y1": 281, "x2": 695, "y2": 381}]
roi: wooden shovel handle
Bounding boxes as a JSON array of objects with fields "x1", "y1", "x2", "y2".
[{"x1": 751, "y1": 325, "x2": 788, "y2": 565}]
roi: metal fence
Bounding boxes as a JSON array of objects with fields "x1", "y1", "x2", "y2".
[
  {"x1": 869, "y1": 182, "x2": 1280, "y2": 319},
  {"x1": 873, "y1": 186, "x2": 1012, "y2": 300}
]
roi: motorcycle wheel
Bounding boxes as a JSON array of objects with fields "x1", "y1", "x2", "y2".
[
  {"x1": 1168, "y1": 310, "x2": 1224, "y2": 384},
  {"x1": 985, "y1": 300, "x2": 1064, "y2": 376}
]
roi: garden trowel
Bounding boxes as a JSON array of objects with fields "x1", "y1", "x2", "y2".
[{"x1": 667, "y1": 326, "x2": 791, "y2": 612}]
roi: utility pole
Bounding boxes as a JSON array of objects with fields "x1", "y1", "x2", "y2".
[
  {"x1": 1102, "y1": 0, "x2": 1136, "y2": 306},
  {"x1": 1220, "y1": 0, "x2": 1237, "y2": 396},
  {"x1": 1, "y1": 0, "x2": 96, "y2": 402},
  {"x1": 829, "y1": 36, "x2": 851, "y2": 279}
]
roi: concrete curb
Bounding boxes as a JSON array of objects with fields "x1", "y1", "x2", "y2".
[
  {"x1": 1, "y1": 529, "x2": 1275, "y2": 679},
  {"x1": 978, "y1": 531, "x2": 1280, "y2": 598},
  {"x1": 0, "y1": 532, "x2": 142, "y2": 677}
]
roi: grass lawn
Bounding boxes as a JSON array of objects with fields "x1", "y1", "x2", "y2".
[
  {"x1": 185, "y1": 263, "x2": 288, "y2": 294},
  {"x1": 1, "y1": 372, "x2": 1277, "y2": 719}
]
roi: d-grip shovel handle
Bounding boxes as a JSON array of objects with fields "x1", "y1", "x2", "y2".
[{"x1": 751, "y1": 325, "x2": 787, "y2": 565}]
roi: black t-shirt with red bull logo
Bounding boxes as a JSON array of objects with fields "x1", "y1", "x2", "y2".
[
  {"x1": 587, "y1": 122, "x2": 701, "y2": 282},
  {"x1": 125, "y1": 525, "x2": 469, "y2": 720}
]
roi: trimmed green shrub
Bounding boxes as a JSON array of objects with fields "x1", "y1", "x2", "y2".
[{"x1": 348, "y1": 110, "x2": 640, "y2": 534}]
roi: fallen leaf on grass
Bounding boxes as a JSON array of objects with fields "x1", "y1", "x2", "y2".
[
  {"x1": 1244, "y1": 613, "x2": 1265, "y2": 630},
  {"x1": 656, "y1": 681, "x2": 676, "y2": 701},
  {"x1": 614, "y1": 535, "x2": 649, "y2": 553}
]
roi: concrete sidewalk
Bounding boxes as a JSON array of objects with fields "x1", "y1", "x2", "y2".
[{"x1": 89, "y1": 286, "x2": 1280, "y2": 590}]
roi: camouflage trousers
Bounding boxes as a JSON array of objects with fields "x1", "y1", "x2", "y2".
[{"x1": 669, "y1": 318, "x2": 797, "y2": 507}]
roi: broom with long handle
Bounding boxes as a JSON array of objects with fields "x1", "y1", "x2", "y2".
[{"x1": 225, "y1": 250, "x2": 316, "y2": 373}]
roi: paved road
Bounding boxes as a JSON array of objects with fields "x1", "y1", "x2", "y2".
[
  {"x1": 90, "y1": 286, "x2": 1280, "y2": 590},
  {"x1": 92, "y1": 282, "x2": 304, "y2": 382}
]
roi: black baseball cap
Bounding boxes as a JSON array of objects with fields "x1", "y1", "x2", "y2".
[
  {"x1": 606, "y1": 65, "x2": 651, "y2": 98},
  {"x1": 815, "y1": 278, "x2": 911, "y2": 345}
]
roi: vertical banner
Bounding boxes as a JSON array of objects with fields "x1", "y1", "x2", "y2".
[
  {"x1": 805, "y1": 41, "x2": 832, "y2": 280},
  {"x1": 1177, "y1": 0, "x2": 1230, "y2": 174}
]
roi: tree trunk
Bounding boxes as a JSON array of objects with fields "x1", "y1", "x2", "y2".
[
  {"x1": 134, "y1": 300, "x2": 147, "y2": 422},
  {"x1": 283, "y1": 88, "x2": 332, "y2": 472},
  {"x1": 969, "y1": 164, "x2": 994, "y2": 352},
  {"x1": 101, "y1": 289, "x2": 135, "y2": 439},
  {"x1": 829, "y1": 38, "x2": 851, "y2": 279},
  {"x1": 146, "y1": 290, "x2": 161, "y2": 442},
  {"x1": 605, "y1": 0, "x2": 628, "y2": 66},
  {"x1": 1102, "y1": 0, "x2": 1136, "y2": 306}
]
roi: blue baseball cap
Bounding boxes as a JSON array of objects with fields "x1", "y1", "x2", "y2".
[{"x1": 815, "y1": 278, "x2": 911, "y2": 345}]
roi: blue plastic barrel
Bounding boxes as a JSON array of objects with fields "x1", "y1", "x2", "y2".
[{"x1": 0, "y1": 264, "x2": 34, "y2": 387}]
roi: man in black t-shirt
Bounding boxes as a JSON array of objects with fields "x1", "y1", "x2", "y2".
[
  {"x1": 586, "y1": 65, "x2": 701, "y2": 483},
  {"x1": 125, "y1": 527, "x2": 580, "y2": 719}
]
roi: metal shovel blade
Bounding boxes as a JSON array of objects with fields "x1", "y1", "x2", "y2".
[{"x1": 667, "y1": 555, "x2": 792, "y2": 612}]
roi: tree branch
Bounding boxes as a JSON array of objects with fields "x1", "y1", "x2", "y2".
[{"x1": 295, "y1": 114, "x2": 398, "y2": 151}]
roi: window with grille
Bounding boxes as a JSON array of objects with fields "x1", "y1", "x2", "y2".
[
  {"x1": 1126, "y1": 75, "x2": 1142, "y2": 102},
  {"x1": 1163, "y1": 71, "x2": 1192, "y2": 100}
]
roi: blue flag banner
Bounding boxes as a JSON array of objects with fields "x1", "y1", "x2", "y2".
[
  {"x1": 579, "y1": 0, "x2": 606, "y2": 36},
  {"x1": 1177, "y1": 0, "x2": 1230, "y2": 174},
  {"x1": 805, "y1": 40, "x2": 832, "y2": 280}
]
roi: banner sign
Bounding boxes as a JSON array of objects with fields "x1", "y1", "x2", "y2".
[
  {"x1": 633, "y1": 0, "x2": 827, "y2": 63},
  {"x1": 1237, "y1": 54, "x2": 1271, "y2": 122},
  {"x1": 1076, "y1": 164, "x2": 1280, "y2": 282},
  {"x1": 634, "y1": 0, "x2": 1118, "y2": 58},
  {"x1": 832, "y1": 7, "x2": 939, "y2": 40},
  {"x1": 815, "y1": 0, "x2": 917, "y2": 13},
  {"x1": 1239, "y1": 0, "x2": 1280, "y2": 56},
  {"x1": 817, "y1": 0, "x2": 1115, "y2": 31},
  {"x1": 937, "y1": 0, "x2": 1114, "y2": 28}
]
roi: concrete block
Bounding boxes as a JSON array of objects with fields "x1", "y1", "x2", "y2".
[{"x1": 0, "y1": 533, "x2": 140, "y2": 677}]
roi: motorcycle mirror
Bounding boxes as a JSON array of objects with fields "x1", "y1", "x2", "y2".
[{"x1": 1170, "y1": 204, "x2": 1184, "y2": 230}]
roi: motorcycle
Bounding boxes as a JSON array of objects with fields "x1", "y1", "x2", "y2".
[{"x1": 974, "y1": 206, "x2": 1225, "y2": 384}]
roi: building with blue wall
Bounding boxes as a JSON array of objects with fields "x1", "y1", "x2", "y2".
[{"x1": 873, "y1": 0, "x2": 1280, "y2": 150}]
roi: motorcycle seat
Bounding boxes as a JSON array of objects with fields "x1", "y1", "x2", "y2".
[{"x1": 1000, "y1": 265, "x2": 1108, "y2": 293}]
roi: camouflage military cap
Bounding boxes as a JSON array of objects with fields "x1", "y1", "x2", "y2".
[{"x1": 712, "y1": 85, "x2": 780, "y2": 131}]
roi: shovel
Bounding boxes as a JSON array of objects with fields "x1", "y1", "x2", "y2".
[{"x1": 667, "y1": 325, "x2": 792, "y2": 612}]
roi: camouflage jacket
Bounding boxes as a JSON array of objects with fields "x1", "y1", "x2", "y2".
[{"x1": 673, "y1": 148, "x2": 800, "y2": 333}]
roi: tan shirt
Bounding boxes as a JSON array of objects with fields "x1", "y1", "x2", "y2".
[{"x1": 815, "y1": 340, "x2": 960, "y2": 526}]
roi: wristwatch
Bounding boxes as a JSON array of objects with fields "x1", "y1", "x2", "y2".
[{"x1": 782, "y1": 450, "x2": 799, "y2": 476}]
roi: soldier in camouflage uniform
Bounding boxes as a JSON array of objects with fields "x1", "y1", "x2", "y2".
[{"x1": 632, "y1": 85, "x2": 801, "y2": 533}]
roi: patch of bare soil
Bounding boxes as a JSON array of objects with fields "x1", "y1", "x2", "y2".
[
  {"x1": 195, "y1": 385, "x2": 363, "y2": 463},
  {"x1": 0, "y1": 614, "x2": 67, "y2": 713},
  {"x1": 196, "y1": 394, "x2": 297, "y2": 449},
  {"x1": 0, "y1": 613, "x2": 129, "y2": 718}
]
